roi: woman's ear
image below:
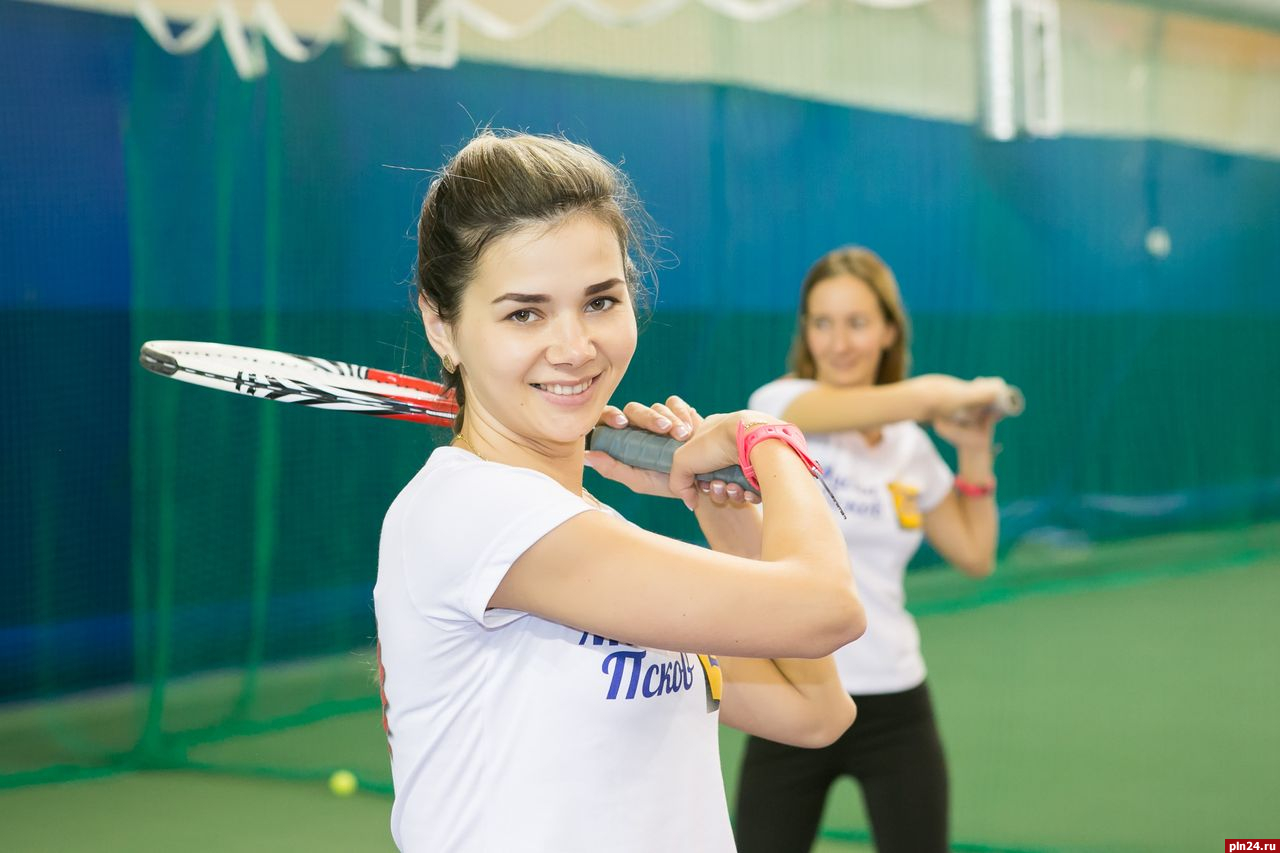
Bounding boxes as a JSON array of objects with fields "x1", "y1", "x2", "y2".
[
  {"x1": 881, "y1": 321, "x2": 899, "y2": 351},
  {"x1": 419, "y1": 294, "x2": 458, "y2": 367}
]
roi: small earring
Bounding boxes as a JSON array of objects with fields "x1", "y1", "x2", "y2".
[{"x1": 442, "y1": 354, "x2": 456, "y2": 374}]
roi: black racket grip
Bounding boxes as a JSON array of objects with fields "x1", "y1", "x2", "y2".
[{"x1": 588, "y1": 426, "x2": 753, "y2": 492}]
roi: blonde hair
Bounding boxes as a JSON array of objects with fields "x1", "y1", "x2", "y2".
[{"x1": 787, "y1": 247, "x2": 911, "y2": 385}]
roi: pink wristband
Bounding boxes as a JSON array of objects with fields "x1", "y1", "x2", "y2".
[
  {"x1": 736, "y1": 421, "x2": 823, "y2": 490},
  {"x1": 954, "y1": 475, "x2": 996, "y2": 498}
]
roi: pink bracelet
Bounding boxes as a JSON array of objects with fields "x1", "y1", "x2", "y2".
[
  {"x1": 954, "y1": 475, "x2": 996, "y2": 498},
  {"x1": 736, "y1": 421, "x2": 823, "y2": 490}
]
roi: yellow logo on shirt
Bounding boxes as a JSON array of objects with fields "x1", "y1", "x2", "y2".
[
  {"x1": 887, "y1": 481, "x2": 922, "y2": 530},
  {"x1": 697, "y1": 653, "x2": 722, "y2": 712}
]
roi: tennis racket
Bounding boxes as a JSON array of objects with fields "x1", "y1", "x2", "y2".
[
  {"x1": 138, "y1": 340, "x2": 458, "y2": 426},
  {"x1": 138, "y1": 340, "x2": 752, "y2": 487}
]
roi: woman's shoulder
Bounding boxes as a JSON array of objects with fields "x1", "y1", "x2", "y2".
[{"x1": 393, "y1": 448, "x2": 573, "y2": 518}]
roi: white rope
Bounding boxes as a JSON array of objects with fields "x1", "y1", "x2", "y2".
[
  {"x1": 136, "y1": 0, "x2": 333, "y2": 77},
  {"x1": 134, "y1": 0, "x2": 933, "y2": 80},
  {"x1": 216, "y1": 1, "x2": 266, "y2": 79},
  {"x1": 256, "y1": 2, "x2": 339, "y2": 63},
  {"x1": 400, "y1": 0, "x2": 459, "y2": 69},
  {"x1": 338, "y1": 0, "x2": 401, "y2": 45},
  {"x1": 135, "y1": 1, "x2": 217, "y2": 54}
]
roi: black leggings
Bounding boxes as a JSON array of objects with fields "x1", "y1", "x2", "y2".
[{"x1": 734, "y1": 682, "x2": 949, "y2": 853}]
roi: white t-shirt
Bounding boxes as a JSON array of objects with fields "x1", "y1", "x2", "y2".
[
  {"x1": 374, "y1": 447, "x2": 735, "y2": 853},
  {"x1": 749, "y1": 378, "x2": 954, "y2": 695}
]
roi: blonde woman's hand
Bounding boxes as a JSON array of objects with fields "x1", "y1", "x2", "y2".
[
  {"x1": 917, "y1": 375, "x2": 1015, "y2": 422},
  {"x1": 932, "y1": 406, "x2": 999, "y2": 451}
]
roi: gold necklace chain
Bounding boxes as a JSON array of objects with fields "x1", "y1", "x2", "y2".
[
  {"x1": 450, "y1": 433, "x2": 482, "y2": 458},
  {"x1": 450, "y1": 434, "x2": 604, "y2": 510},
  {"x1": 579, "y1": 486, "x2": 605, "y2": 511}
]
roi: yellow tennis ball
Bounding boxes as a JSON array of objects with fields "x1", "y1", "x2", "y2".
[{"x1": 328, "y1": 769, "x2": 358, "y2": 797}]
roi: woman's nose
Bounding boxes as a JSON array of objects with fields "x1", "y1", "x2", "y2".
[{"x1": 546, "y1": 316, "x2": 595, "y2": 367}]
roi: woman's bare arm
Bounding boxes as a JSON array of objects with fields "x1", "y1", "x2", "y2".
[
  {"x1": 781, "y1": 375, "x2": 1011, "y2": 434},
  {"x1": 491, "y1": 415, "x2": 865, "y2": 659},
  {"x1": 924, "y1": 413, "x2": 1000, "y2": 578}
]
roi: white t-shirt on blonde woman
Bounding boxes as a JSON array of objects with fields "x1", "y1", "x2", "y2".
[
  {"x1": 750, "y1": 378, "x2": 954, "y2": 696},
  {"x1": 374, "y1": 447, "x2": 734, "y2": 853}
]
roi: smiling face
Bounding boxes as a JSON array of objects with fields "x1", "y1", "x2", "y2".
[
  {"x1": 803, "y1": 274, "x2": 899, "y2": 389},
  {"x1": 429, "y1": 213, "x2": 637, "y2": 451}
]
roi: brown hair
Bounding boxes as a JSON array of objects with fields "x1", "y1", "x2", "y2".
[
  {"x1": 415, "y1": 131, "x2": 652, "y2": 431},
  {"x1": 787, "y1": 246, "x2": 911, "y2": 385}
]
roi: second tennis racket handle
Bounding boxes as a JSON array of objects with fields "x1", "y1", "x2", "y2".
[
  {"x1": 952, "y1": 384, "x2": 1025, "y2": 425},
  {"x1": 996, "y1": 385, "x2": 1025, "y2": 417},
  {"x1": 588, "y1": 426, "x2": 753, "y2": 492}
]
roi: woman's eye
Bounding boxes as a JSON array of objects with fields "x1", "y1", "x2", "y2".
[
  {"x1": 508, "y1": 309, "x2": 536, "y2": 324},
  {"x1": 811, "y1": 318, "x2": 830, "y2": 330},
  {"x1": 586, "y1": 297, "x2": 618, "y2": 313}
]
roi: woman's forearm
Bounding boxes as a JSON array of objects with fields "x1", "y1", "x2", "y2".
[
  {"x1": 768, "y1": 656, "x2": 856, "y2": 747},
  {"x1": 718, "y1": 654, "x2": 856, "y2": 748},
  {"x1": 781, "y1": 376, "x2": 943, "y2": 434},
  {"x1": 749, "y1": 441, "x2": 865, "y2": 653},
  {"x1": 954, "y1": 446, "x2": 999, "y2": 576},
  {"x1": 694, "y1": 499, "x2": 763, "y2": 559}
]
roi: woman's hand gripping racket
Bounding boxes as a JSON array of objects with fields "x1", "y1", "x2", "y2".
[
  {"x1": 932, "y1": 377, "x2": 1023, "y2": 453},
  {"x1": 586, "y1": 400, "x2": 756, "y2": 508},
  {"x1": 585, "y1": 398, "x2": 846, "y2": 518},
  {"x1": 949, "y1": 378, "x2": 1025, "y2": 427}
]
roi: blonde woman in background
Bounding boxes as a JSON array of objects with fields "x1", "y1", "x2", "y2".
[{"x1": 735, "y1": 247, "x2": 1013, "y2": 853}]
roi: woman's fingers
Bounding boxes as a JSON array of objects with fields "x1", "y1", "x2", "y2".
[
  {"x1": 649, "y1": 402, "x2": 692, "y2": 440},
  {"x1": 694, "y1": 477, "x2": 758, "y2": 506},
  {"x1": 622, "y1": 400, "x2": 681, "y2": 436},
  {"x1": 613, "y1": 397, "x2": 698, "y2": 439},
  {"x1": 583, "y1": 449, "x2": 633, "y2": 482},
  {"x1": 933, "y1": 411, "x2": 997, "y2": 450},
  {"x1": 664, "y1": 396, "x2": 702, "y2": 433},
  {"x1": 598, "y1": 404, "x2": 628, "y2": 429},
  {"x1": 972, "y1": 377, "x2": 1012, "y2": 408}
]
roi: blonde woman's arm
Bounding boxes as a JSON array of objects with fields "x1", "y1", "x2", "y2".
[
  {"x1": 781, "y1": 375, "x2": 1012, "y2": 434},
  {"x1": 924, "y1": 411, "x2": 1000, "y2": 578}
]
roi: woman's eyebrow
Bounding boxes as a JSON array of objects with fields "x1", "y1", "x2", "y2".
[
  {"x1": 491, "y1": 292, "x2": 548, "y2": 304},
  {"x1": 584, "y1": 278, "x2": 625, "y2": 295},
  {"x1": 491, "y1": 278, "x2": 624, "y2": 305}
]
